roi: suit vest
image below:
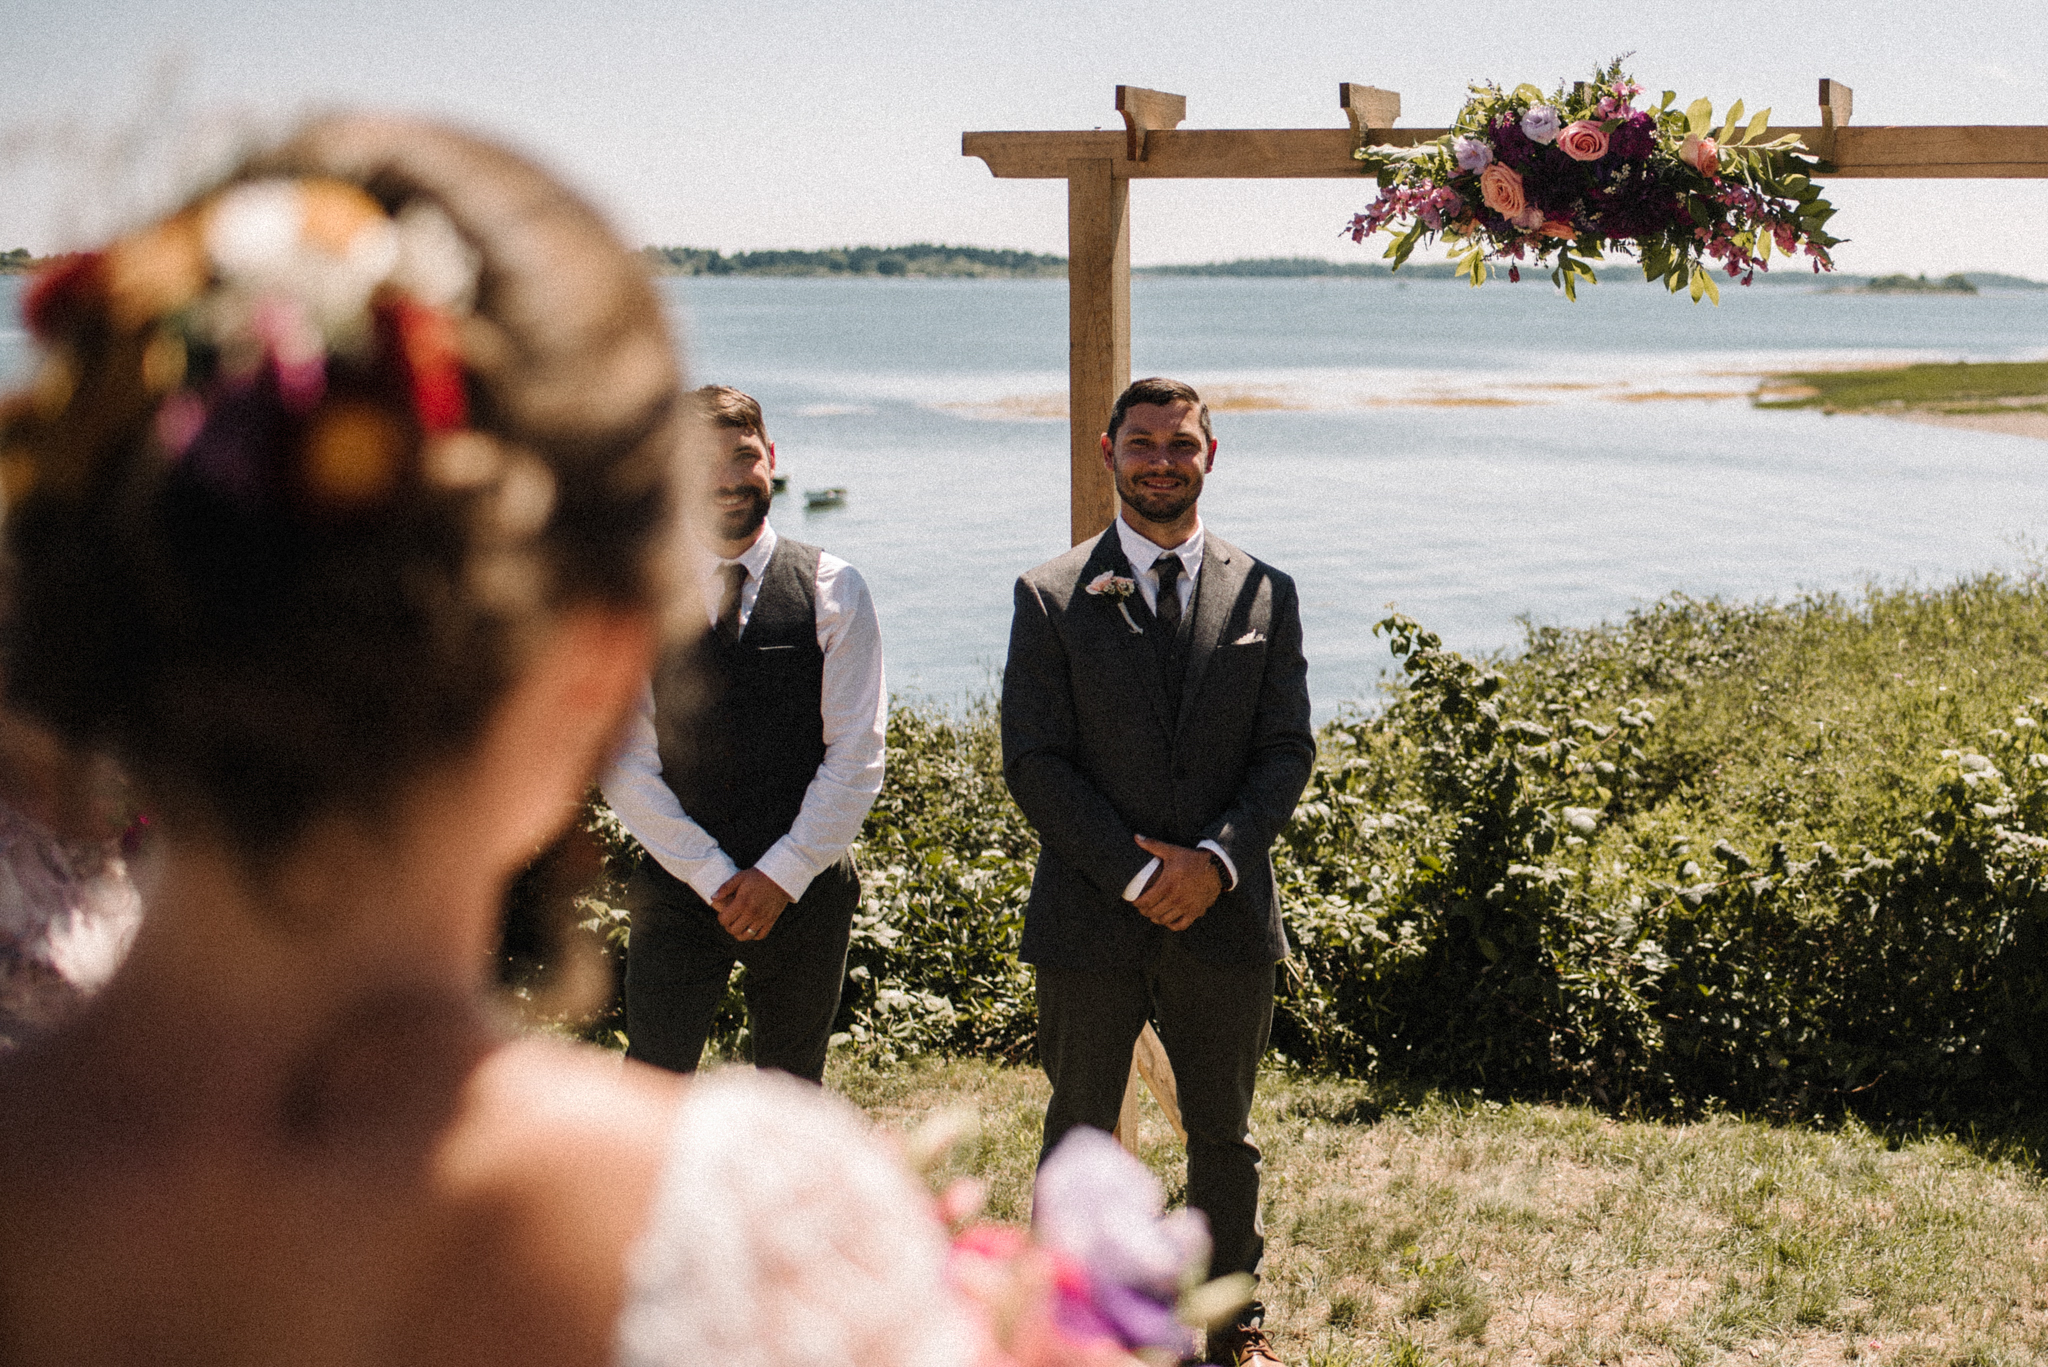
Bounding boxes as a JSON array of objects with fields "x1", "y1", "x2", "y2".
[{"x1": 650, "y1": 538, "x2": 827, "y2": 870}]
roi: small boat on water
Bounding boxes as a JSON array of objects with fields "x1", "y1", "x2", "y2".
[
  {"x1": 804, "y1": 487, "x2": 847, "y2": 510},
  {"x1": 771, "y1": 473, "x2": 789, "y2": 493}
]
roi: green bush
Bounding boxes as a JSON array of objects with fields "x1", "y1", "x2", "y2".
[
  {"x1": 1276, "y1": 582, "x2": 2048, "y2": 1122},
  {"x1": 569, "y1": 574, "x2": 2048, "y2": 1125}
]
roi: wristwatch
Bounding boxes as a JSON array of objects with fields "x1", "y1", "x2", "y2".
[{"x1": 1205, "y1": 850, "x2": 1229, "y2": 886}]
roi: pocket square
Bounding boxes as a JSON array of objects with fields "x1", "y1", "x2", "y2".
[
  {"x1": 1232, "y1": 630, "x2": 1266, "y2": 646},
  {"x1": 756, "y1": 644, "x2": 796, "y2": 652}
]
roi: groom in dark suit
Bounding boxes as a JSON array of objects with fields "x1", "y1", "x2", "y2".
[{"x1": 1002, "y1": 377, "x2": 1315, "y2": 1367}]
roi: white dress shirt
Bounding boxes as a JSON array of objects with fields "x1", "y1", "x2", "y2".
[
  {"x1": 600, "y1": 522, "x2": 887, "y2": 903},
  {"x1": 1110, "y1": 515, "x2": 1240, "y2": 902}
]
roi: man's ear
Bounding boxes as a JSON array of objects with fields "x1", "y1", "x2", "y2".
[
  {"x1": 766, "y1": 440, "x2": 777, "y2": 471},
  {"x1": 1100, "y1": 432, "x2": 1114, "y2": 473},
  {"x1": 1204, "y1": 440, "x2": 1217, "y2": 472}
]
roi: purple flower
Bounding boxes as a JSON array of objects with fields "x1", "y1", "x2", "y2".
[
  {"x1": 1521, "y1": 105, "x2": 1562, "y2": 145},
  {"x1": 1034, "y1": 1127, "x2": 1212, "y2": 1298},
  {"x1": 1609, "y1": 111, "x2": 1657, "y2": 161},
  {"x1": 1491, "y1": 115, "x2": 1536, "y2": 168},
  {"x1": 1452, "y1": 136, "x2": 1494, "y2": 173}
]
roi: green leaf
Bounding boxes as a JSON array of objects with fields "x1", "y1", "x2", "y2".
[
  {"x1": 1658, "y1": 90, "x2": 1676, "y2": 111},
  {"x1": 1686, "y1": 97, "x2": 1713, "y2": 136},
  {"x1": 1702, "y1": 271, "x2": 1721, "y2": 305},
  {"x1": 1719, "y1": 100, "x2": 1745, "y2": 143},
  {"x1": 1746, "y1": 108, "x2": 1773, "y2": 144},
  {"x1": 1513, "y1": 82, "x2": 1545, "y2": 103},
  {"x1": 1689, "y1": 265, "x2": 1706, "y2": 302}
]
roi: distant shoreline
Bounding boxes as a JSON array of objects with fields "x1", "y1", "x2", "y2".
[{"x1": 5, "y1": 245, "x2": 2043, "y2": 291}]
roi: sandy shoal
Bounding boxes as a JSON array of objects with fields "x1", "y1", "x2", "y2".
[{"x1": 1890, "y1": 410, "x2": 2048, "y2": 441}]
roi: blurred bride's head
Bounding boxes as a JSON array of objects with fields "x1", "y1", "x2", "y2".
[{"x1": 0, "y1": 117, "x2": 684, "y2": 873}]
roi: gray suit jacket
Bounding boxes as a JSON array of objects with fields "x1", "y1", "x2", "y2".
[{"x1": 1001, "y1": 525, "x2": 1315, "y2": 969}]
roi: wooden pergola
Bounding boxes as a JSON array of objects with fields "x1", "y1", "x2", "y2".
[
  {"x1": 963, "y1": 81, "x2": 2048, "y2": 1143},
  {"x1": 965, "y1": 81, "x2": 2048, "y2": 548}
]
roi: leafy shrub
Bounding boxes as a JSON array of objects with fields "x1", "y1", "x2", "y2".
[
  {"x1": 1275, "y1": 583, "x2": 2048, "y2": 1122},
  {"x1": 562, "y1": 574, "x2": 2048, "y2": 1125}
]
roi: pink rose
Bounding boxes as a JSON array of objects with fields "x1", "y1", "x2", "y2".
[
  {"x1": 1557, "y1": 121, "x2": 1609, "y2": 162},
  {"x1": 1479, "y1": 163, "x2": 1526, "y2": 218},
  {"x1": 1511, "y1": 205, "x2": 1544, "y2": 231},
  {"x1": 1680, "y1": 133, "x2": 1720, "y2": 176}
]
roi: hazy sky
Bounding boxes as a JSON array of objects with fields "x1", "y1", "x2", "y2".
[{"x1": 4, "y1": 0, "x2": 2046, "y2": 273}]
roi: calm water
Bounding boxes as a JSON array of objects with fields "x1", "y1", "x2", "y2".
[{"x1": 6, "y1": 274, "x2": 2047, "y2": 719}]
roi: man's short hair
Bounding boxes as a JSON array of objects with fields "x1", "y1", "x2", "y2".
[
  {"x1": 1105, "y1": 377, "x2": 1211, "y2": 447},
  {"x1": 688, "y1": 384, "x2": 768, "y2": 443}
]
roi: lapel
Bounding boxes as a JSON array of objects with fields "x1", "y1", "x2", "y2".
[
  {"x1": 1076, "y1": 527, "x2": 1176, "y2": 744},
  {"x1": 1175, "y1": 534, "x2": 1250, "y2": 735}
]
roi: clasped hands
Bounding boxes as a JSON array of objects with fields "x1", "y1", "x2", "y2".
[
  {"x1": 1131, "y1": 835, "x2": 1223, "y2": 931},
  {"x1": 712, "y1": 867, "x2": 791, "y2": 941}
]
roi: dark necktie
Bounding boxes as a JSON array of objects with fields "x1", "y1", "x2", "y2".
[
  {"x1": 1153, "y1": 552, "x2": 1183, "y2": 638},
  {"x1": 715, "y1": 562, "x2": 748, "y2": 644}
]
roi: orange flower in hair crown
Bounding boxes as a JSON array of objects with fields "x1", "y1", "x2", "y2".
[{"x1": 11, "y1": 176, "x2": 483, "y2": 515}]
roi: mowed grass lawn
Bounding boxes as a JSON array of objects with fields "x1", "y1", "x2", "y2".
[{"x1": 829, "y1": 1056, "x2": 2048, "y2": 1367}]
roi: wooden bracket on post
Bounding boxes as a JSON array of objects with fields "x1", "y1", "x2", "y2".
[
  {"x1": 1112, "y1": 1022, "x2": 1186, "y2": 1151},
  {"x1": 1116, "y1": 85, "x2": 1186, "y2": 163},
  {"x1": 1341, "y1": 83, "x2": 1401, "y2": 147},
  {"x1": 1818, "y1": 77, "x2": 1854, "y2": 162}
]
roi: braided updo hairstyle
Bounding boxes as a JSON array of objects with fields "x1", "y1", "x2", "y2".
[{"x1": 0, "y1": 116, "x2": 685, "y2": 858}]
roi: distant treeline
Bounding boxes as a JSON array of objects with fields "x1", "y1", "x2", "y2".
[
  {"x1": 0, "y1": 248, "x2": 38, "y2": 274},
  {"x1": 1136, "y1": 256, "x2": 1458, "y2": 279},
  {"x1": 642, "y1": 244, "x2": 1066, "y2": 278}
]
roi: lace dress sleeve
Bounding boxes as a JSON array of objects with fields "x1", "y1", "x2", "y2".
[{"x1": 615, "y1": 1069, "x2": 976, "y2": 1367}]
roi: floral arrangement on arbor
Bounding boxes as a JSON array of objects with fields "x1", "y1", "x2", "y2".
[{"x1": 1344, "y1": 59, "x2": 1841, "y2": 302}]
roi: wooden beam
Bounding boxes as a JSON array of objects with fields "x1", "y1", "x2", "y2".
[
  {"x1": 964, "y1": 124, "x2": 2048, "y2": 180},
  {"x1": 1116, "y1": 85, "x2": 1187, "y2": 163},
  {"x1": 1066, "y1": 158, "x2": 1126, "y2": 546}
]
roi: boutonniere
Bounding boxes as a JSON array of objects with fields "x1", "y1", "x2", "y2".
[{"x1": 1084, "y1": 571, "x2": 1144, "y2": 634}]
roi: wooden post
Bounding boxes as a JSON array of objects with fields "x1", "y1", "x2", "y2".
[
  {"x1": 1818, "y1": 78, "x2": 1854, "y2": 163},
  {"x1": 1117, "y1": 85, "x2": 1187, "y2": 163},
  {"x1": 1065, "y1": 157, "x2": 1128, "y2": 546},
  {"x1": 1340, "y1": 83, "x2": 1401, "y2": 147}
]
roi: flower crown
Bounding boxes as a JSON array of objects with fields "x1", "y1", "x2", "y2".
[{"x1": 7, "y1": 176, "x2": 491, "y2": 519}]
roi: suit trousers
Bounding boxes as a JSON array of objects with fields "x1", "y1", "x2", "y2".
[
  {"x1": 1035, "y1": 931, "x2": 1275, "y2": 1288},
  {"x1": 623, "y1": 856, "x2": 857, "y2": 1083}
]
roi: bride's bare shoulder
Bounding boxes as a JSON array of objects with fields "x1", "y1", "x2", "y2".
[{"x1": 448, "y1": 1035, "x2": 683, "y2": 1199}]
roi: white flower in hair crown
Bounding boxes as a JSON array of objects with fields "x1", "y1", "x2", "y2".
[{"x1": 1085, "y1": 571, "x2": 1144, "y2": 634}]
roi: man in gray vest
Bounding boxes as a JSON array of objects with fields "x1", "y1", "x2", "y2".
[
  {"x1": 601, "y1": 385, "x2": 885, "y2": 1083},
  {"x1": 1001, "y1": 377, "x2": 1314, "y2": 1367}
]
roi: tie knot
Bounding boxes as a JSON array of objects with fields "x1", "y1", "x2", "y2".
[
  {"x1": 722, "y1": 562, "x2": 748, "y2": 587},
  {"x1": 1154, "y1": 552, "x2": 1182, "y2": 584}
]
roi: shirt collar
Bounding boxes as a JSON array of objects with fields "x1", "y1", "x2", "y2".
[{"x1": 1114, "y1": 515, "x2": 1204, "y2": 575}]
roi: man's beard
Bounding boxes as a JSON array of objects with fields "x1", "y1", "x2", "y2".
[
  {"x1": 1116, "y1": 468, "x2": 1202, "y2": 525},
  {"x1": 713, "y1": 484, "x2": 772, "y2": 542}
]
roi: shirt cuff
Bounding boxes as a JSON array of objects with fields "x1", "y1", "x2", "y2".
[
  {"x1": 673, "y1": 851, "x2": 742, "y2": 906},
  {"x1": 1122, "y1": 857, "x2": 1161, "y2": 903},
  {"x1": 752, "y1": 842, "x2": 817, "y2": 904},
  {"x1": 1197, "y1": 840, "x2": 1239, "y2": 891}
]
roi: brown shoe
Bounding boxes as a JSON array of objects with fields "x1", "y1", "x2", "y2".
[{"x1": 1205, "y1": 1325, "x2": 1284, "y2": 1367}]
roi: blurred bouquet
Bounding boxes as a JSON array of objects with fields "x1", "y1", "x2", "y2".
[
  {"x1": 1345, "y1": 57, "x2": 1840, "y2": 302},
  {"x1": 910, "y1": 1122, "x2": 1253, "y2": 1367}
]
